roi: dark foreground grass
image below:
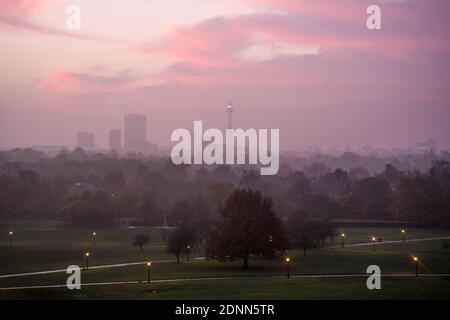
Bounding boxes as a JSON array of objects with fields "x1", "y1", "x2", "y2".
[
  {"x1": 0, "y1": 221, "x2": 179, "y2": 274},
  {"x1": 1, "y1": 239, "x2": 449, "y2": 289},
  {"x1": 1, "y1": 277, "x2": 449, "y2": 300},
  {"x1": 0, "y1": 220, "x2": 449, "y2": 299}
]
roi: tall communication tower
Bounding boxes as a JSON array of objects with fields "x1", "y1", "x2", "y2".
[{"x1": 226, "y1": 101, "x2": 234, "y2": 129}]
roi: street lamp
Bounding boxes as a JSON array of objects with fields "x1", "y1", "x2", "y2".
[
  {"x1": 92, "y1": 232, "x2": 96, "y2": 246},
  {"x1": 371, "y1": 236, "x2": 377, "y2": 252},
  {"x1": 186, "y1": 245, "x2": 191, "y2": 261},
  {"x1": 401, "y1": 229, "x2": 406, "y2": 244},
  {"x1": 85, "y1": 252, "x2": 90, "y2": 271},
  {"x1": 341, "y1": 233, "x2": 346, "y2": 248},
  {"x1": 285, "y1": 257, "x2": 291, "y2": 278},
  {"x1": 413, "y1": 256, "x2": 419, "y2": 276},
  {"x1": 147, "y1": 262, "x2": 152, "y2": 283},
  {"x1": 8, "y1": 231, "x2": 14, "y2": 246}
]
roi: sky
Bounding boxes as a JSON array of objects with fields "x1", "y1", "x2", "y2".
[{"x1": 0, "y1": 0, "x2": 449, "y2": 151}]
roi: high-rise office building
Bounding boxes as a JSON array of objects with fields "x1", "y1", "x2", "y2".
[
  {"x1": 109, "y1": 129, "x2": 122, "y2": 151},
  {"x1": 77, "y1": 132, "x2": 95, "y2": 150},
  {"x1": 124, "y1": 113, "x2": 147, "y2": 152}
]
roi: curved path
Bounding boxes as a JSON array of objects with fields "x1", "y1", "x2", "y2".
[
  {"x1": 0, "y1": 235, "x2": 448, "y2": 285},
  {"x1": 329, "y1": 236, "x2": 450, "y2": 249},
  {"x1": 1, "y1": 273, "x2": 450, "y2": 291},
  {"x1": 0, "y1": 257, "x2": 206, "y2": 279}
]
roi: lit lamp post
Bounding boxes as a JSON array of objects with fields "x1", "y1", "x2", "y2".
[
  {"x1": 285, "y1": 257, "x2": 291, "y2": 278},
  {"x1": 341, "y1": 233, "x2": 346, "y2": 248},
  {"x1": 371, "y1": 236, "x2": 377, "y2": 252},
  {"x1": 8, "y1": 231, "x2": 14, "y2": 246},
  {"x1": 92, "y1": 232, "x2": 96, "y2": 246},
  {"x1": 85, "y1": 252, "x2": 90, "y2": 271},
  {"x1": 147, "y1": 262, "x2": 152, "y2": 283},
  {"x1": 401, "y1": 229, "x2": 406, "y2": 244},
  {"x1": 186, "y1": 245, "x2": 191, "y2": 261},
  {"x1": 413, "y1": 256, "x2": 419, "y2": 277}
]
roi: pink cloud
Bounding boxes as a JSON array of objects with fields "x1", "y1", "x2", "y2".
[
  {"x1": 0, "y1": 0, "x2": 126, "y2": 43},
  {"x1": 38, "y1": 69, "x2": 140, "y2": 95},
  {"x1": 0, "y1": 0, "x2": 50, "y2": 16},
  {"x1": 136, "y1": 17, "x2": 252, "y2": 68},
  {"x1": 134, "y1": 0, "x2": 450, "y2": 87}
]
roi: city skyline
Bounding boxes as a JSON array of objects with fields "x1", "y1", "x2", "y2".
[{"x1": 1, "y1": 0, "x2": 449, "y2": 151}]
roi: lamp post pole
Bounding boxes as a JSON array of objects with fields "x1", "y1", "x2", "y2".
[
  {"x1": 147, "y1": 262, "x2": 152, "y2": 283},
  {"x1": 85, "y1": 252, "x2": 90, "y2": 271},
  {"x1": 285, "y1": 257, "x2": 291, "y2": 278},
  {"x1": 413, "y1": 257, "x2": 419, "y2": 277},
  {"x1": 9, "y1": 231, "x2": 13, "y2": 246}
]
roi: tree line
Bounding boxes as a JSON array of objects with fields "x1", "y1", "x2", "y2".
[{"x1": 0, "y1": 148, "x2": 449, "y2": 229}]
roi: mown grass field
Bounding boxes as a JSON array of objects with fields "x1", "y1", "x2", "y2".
[
  {"x1": 2, "y1": 277, "x2": 450, "y2": 300},
  {"x1": 0, "y1": 220, "x2": 449, "y2": 299}
]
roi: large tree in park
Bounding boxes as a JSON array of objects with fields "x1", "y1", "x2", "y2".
[
  {"x1": 206, "y1": 189, "x2": 287, "y2": 268},
  {"x1": 132, "y1": 233, "x2": 151, "y2": 252},
  {"x1": 391, "y1": 165, "x2": 450, "y2": 227},
  {"x1": 391, "y1": 171, "x2": 430, "y2": 225},
  {"x1": 352, "y1": 177, "x2": 393, "y2": 219},
  {"x1": 288, "y1": 213, "x2": 336, "y2": 255},
  {"x1": 166, "y1": 223, "x2": 199, "y2": 263}
]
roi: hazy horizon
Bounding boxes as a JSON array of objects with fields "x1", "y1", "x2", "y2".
[{"x1": 1, "y1": 0, "x2": 450, "y2": 151}]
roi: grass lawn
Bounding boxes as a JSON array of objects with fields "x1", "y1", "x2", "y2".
[
  {"x1": 0, "y1": 219, "x2": 178, "y2": 274},
  {"x1": 0, "y1": 220, "x2": 449, "y2": 299},
  {"x1": 1, "y1": 277, "x2": 449, "y2": 300}
]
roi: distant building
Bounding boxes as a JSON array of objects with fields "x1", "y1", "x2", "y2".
[
  {"x1": 124, "y1": 114, "x2": 148, "y2": 153},
  {"x1": 109, "y1": 129, "x2": 122, "y2": 151},
  {"x1": 77, "y1": 132, "x2": 95, "y2": 151}
]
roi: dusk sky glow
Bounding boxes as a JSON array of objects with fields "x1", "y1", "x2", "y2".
[{"x1": 1, "y1": 0, "x2": 449, "y2": 151}]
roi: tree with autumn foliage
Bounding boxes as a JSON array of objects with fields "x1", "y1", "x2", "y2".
[{"x1": 206, "y1": 189, "x2": 287, "y2": 268}]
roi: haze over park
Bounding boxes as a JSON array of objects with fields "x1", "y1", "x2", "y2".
[{"x1": 0, "y1": 0, "x2": 449, "y2": 304}]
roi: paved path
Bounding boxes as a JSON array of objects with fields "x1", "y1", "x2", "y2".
[
  {"x1": 0, "y1": 236, "x2": 448, "y2": 282},
  {"x1": 1, "y1": 273, "x2": 450, "y2": 291},
  {"x1": 0, "y1": 257, "x2": 206, "y2": 279},
  {"x1": 329, "y1": 236, "x2": 450, "y2": 249}
]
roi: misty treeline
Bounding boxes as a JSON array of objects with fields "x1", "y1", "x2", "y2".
[{"x1": 0, "y1": 147, "x2": 449, "y2": 229}]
